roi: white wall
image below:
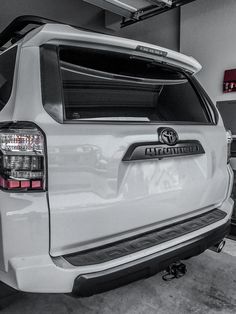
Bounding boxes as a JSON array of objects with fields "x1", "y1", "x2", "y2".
[{"x1": 180, "y1": 0, "x2": 236, "y2": 104}]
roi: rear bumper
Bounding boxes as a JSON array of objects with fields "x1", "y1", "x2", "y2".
[
  {"x1": 0, "y1": 198, "x2": 233, "y2": 294},
  {"x1": 72, "y1": 221, "x2": 230, "y2": 297}
]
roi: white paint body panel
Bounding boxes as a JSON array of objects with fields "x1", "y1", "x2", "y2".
[
  {"x1": 0, "y1": 24, "x2": 233, "y2": 292},
  {"x1": 0, "y1": 198, "x2": 233, "y2": 293},
  {"x1": 46, "y1": 123, "x2": 230, "y2": 256}
]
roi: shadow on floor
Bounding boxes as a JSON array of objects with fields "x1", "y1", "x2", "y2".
[{"x1": 1, "y1": 249, "x2": 236, "y2": 314}]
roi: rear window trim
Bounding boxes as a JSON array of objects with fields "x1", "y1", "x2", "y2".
[
  {"x1": 40, "y1": 43, "x2": 218, "y2": 126},
  {"x1": 60, "y1": 60, "x2": 188, "y2": 86},
  {"x1": 186, "y1": 75, "x2": 217, "y2": 125}
]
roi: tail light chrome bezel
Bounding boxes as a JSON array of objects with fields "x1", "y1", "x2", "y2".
[
  {"x1": 226, "y1": 129, "x2": 233, "y2": 164},
  {"x1": 0, "y1": 121, "x2": 47, "y2": 192}
]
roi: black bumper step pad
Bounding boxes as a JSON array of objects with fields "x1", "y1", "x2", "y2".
[
  {"x1": 72, "y1": 221, "x2": 230, "y2": 297},
  {"x1": 64, "y1": 209, "x2": 226, "y2": 266}
]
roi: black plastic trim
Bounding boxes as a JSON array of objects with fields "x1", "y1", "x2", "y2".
[
  {"x1": 230, "y1": 218, "x2": 236, "y2": 236},
  {"x1": 122, "y1": 140, "x2": 205, "y2": 162},
  {"x1": 0, "y1": 16, "x2": 62, "y2": 48},
  {"x1": 0, "y1": 46, "x2": 18, "y2": 110},
  {"x1": 72, "y1": 220, "x2": 230, "y2": 297},
  {"x1": 230, "y1": 139, "x2": 236, "y2": 157},
  {"x1": 0, "y1": 15, "x2": 103, "y2": 49},
  {"x1": 40, "y1": 45, "x2": 64, "y2": 123},
  {"x1": 65, "y1": 209, "x2": 225, "y2": 267},
  {"x1": 190, "y1": 76, "x2": 219, "y2": 125}
]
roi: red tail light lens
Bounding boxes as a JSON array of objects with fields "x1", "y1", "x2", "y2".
[{"x1": 0, "y1": 122, "x2": 46, "y2": 191}]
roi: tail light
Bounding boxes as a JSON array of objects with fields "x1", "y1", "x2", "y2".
[
  {"x1": 226, "y1": 129, "x2": 232, "y2": 164},
  {"x1": 0, "y1": 122, "x2": 46, "y2": 191}
]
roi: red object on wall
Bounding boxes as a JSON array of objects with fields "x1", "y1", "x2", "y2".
[{"x1": 224, "y1": 69, "x2": 236, "y2": 93}]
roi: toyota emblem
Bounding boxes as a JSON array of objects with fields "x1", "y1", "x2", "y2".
[{"x1": 159, "y1": 128, "x2": 179, "y2": 146}]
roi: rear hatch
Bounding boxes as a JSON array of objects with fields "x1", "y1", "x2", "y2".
[{"x1": 41, "y1": 45, "x2": 229, "y2": 256}]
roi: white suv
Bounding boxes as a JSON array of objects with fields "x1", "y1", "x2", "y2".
[{"x1": 0, "y1": 16, "x2": 233, "y2": 297}]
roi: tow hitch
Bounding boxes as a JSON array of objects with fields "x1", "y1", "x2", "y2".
[{"x1": 162, "y1": 261, "x2": 187, "y2": 281}]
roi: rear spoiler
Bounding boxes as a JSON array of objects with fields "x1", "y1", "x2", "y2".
[
  {"x1": 0, "y1": 15, "x2": 103, "y2": 50},
  {"x1": 0, "y1": 15, "x2": 201, "y2": 75}
]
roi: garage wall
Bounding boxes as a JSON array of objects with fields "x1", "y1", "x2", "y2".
[
  {"x1": 114, "y1": 9, "x2": 180, "y2": 51},
  {"x1": 0, "y1": 0, "x2": 106, "y2": 32},
  {"x1": 0, "y1": 0, "x2": 180, "y2": 51},
  {"x1": 180, "y1": 0, "x2": 236, "y2": 104}
]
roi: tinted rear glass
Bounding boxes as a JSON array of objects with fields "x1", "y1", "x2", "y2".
[
  {"x1": 59, "y1": 46, "x2": 211, "y2": 123},
  {"x1": 0, "y1": 47, "x2": 17, "y2": 110}
]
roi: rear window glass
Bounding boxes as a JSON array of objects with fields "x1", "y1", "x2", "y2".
[
  {"x1": 59, "y1": 46, "x2": 211, "y2": 123},
  {"x1": 0, "y1": 47, "x2": 17, "y2": 110}
]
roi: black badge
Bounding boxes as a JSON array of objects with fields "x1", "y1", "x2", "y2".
[{"x1": 159, "y1": 128, "x2": 179, "y2": 146}]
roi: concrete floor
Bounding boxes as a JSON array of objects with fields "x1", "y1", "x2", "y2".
[{"x1": 1, "y1": 240, "x2": 236, "y2": 314}]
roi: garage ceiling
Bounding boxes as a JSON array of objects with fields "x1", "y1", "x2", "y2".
[{"x1": 83, "y1": 0, "x2": 196, "y2": 27}]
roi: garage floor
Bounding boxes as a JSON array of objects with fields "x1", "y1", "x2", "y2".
[{"x1": 1, "y1": 240, "x2": 236, "y2": 314}]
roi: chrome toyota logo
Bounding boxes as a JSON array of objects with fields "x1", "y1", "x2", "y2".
[{"x1": 159, "y1": 128, "x2": 179, "y2": 146}]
